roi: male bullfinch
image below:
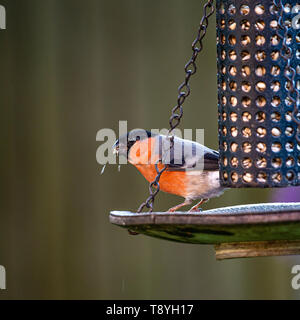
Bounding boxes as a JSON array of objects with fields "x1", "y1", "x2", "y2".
[{"x1": 113, "y1": 129, "x2": 225, "y2": 212}]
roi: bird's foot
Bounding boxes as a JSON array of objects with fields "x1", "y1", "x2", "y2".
[
  {"x1": 188, "y1": 207, "x2": 203, "y2": 213},
  {"x1": 188, "y1": 198, "x2": 209, "y2": 213},
  {"x1": 167, "y1": 201, "x2": 192, "y2": 213}
]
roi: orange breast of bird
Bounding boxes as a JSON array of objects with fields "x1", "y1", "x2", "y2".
[{"x1": 128, "y1": 137, "x2": 187, "y2": 198}]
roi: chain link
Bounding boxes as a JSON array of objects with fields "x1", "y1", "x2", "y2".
[
  {"x1": 137, "y1": 0, "x2": 215, "y2": 213},
  {"x1": 273, "y1": 0, "x2": 300, "y2": 142}
]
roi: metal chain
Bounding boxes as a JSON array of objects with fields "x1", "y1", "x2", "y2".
[
  {"x1": 137, "y1": 0, "x2": 215, "y2": 213},
  {"x1": 273, "y1": 0, "x2": 300, "y2": 142}
]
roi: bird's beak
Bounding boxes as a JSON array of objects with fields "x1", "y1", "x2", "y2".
[{"x1": 113, "y1": 140, "x2": 128, "y2": 156}]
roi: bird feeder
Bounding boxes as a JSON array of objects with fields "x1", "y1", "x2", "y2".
[
  {"x1": 110, "y1": 0, "x2": 300, "y2": 259},
  {"x1": 218, "y1": 0, "x2": 300, "y2": 188}
]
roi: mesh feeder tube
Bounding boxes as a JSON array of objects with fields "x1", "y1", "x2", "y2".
[{"x1": 217, "y1": 0, "x2": 300, "y2": 187}]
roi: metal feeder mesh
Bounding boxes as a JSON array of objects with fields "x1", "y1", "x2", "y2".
[{"x1": 217, "y1": 0, "x2": 300, "y2": 187}]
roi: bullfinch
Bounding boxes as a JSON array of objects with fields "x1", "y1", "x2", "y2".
[{"x1": 113, "y1": 129, "x2": 225, "y2": 212}]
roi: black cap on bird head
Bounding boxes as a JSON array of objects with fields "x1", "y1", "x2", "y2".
[{"x1": 113, "y1": 129, "x2": 154, "y2": 156}]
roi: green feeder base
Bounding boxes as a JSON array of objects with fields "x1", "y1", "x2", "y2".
[{"x1": 110, "y1": 203, "x2": 300, "y2": 260}]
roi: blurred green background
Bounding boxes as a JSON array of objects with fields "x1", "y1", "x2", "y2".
[{"x1": 0, "y1": 0, "x2": 300, "y2": 299}]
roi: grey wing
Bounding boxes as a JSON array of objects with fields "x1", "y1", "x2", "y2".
[{"x1": 158, "y1": 135, "x2": 219, "y2": 172}]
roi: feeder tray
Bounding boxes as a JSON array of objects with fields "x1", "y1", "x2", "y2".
[{"x1": 110, "y1": 202, "x2": 300, "y2": 260}]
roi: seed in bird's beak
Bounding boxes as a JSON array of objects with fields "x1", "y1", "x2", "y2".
[
  {"x1": 113, "y1": 147, "x2": 119, "y2": 155},
  {"x1": 101, "y1": 164, "x2": 106, "y2": 175}
]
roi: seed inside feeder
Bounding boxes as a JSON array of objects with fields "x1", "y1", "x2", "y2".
[
  {"x1": 257, "y1": 172, "x2": 267, "y2": 183},
  {"x1": 271, "y1": 81, "x2": 280, "y2": 92},
  {"x1": 271, "y1": 96, "x2": 280, "y2": 107},
  {"x1": 231, "y1": 127, "x2": 238, "y2": 137},
  {"x1": 228, "y1": 19, "x2": 236, "y2": 30},
  {"x1": 229, "y1": 4, "x2": 236, "y2": 15},
  {"x1": 286, "y1": 34, "x2": 292, "y2": 45},
  {"x1": 271, "y1": 142, "x2": 282, "y2": 153},
  {"x1": 286, "y1": 157, "x2": 294, "y2": 167},
  {"x1": 242, "y1": 96, "x2": 251, "y2": 107},
  {"x1": 242, "y1": 81, "x2": 251, "y2": 92},
  {"x1": 256, "y1": 157, "x2": 267, "y2": 168},
  {"x1": 256, "y1": 111, "x2": 266, "y2": 122},
  {"x1": 270, "y1": 20, "x2": 278, "y2": 29},
  {"x1": 271, "y1": 65, "x2": 280, "y2": 76},
  {"x1": 242, "y1": 127, "x2": 251, "y2": 138},
  {"x1": 231, "y1": 142, "x2": 238, "y2": 152},
  {"x1": 242, "y1": 157, "x2": 252, "y2": 168},
  {"x1": 285, "y1": 81, "x2": 292, "y2": 91},
  {"x1": 242, "y1": 111, "x2": 251, "y2": 122},
  {"x1": 241, "y1": 35, "x2": 251, "y2": 46},
  {"x1": 229, "y1": 50, "x2": 237, "y2": 61},
  {"x1": 271, "y1": 112, "x2": 281, "y2": 122},
  {"x1": 256, "y1": 96, "x2": 266, "y2": 107},
  {"x1": 255, "y1": 66, "x2": 266, "y2": 77},
  {"x1": 284, "y1": 3, "x2": 292, "y2": 13},
  {"x1": 255, "y1": 20, "x2": 265, "y2": 31},
  {"x1": 223, "y1": 171, "x2": 228, "y2": 180},
  {"x1": 221, "y1": 95, "x2": 227, "y2": 105},
  {"x1": 286, "y1": 171, "x2": 294, "y2": 181},
  {"x1": 229, "y1": 35, "x2": 237, "y2": 45},
  {"x1": 271, "y1": 50, "x2": 279, "y2": 61},
  {"x1": 243, "y1": 172, "x2": 253, "y2": 183},
  {"x1": 230, "y1": 112, "x2": 238, "y2": 122},
  {"x1": 284, "y1": 19, "x2": 292, "y2": 28},
  {"x1": 256, "y1": 127, "x2": 266, "y2": 138},
  {"x1": 256, "y1": 81, "x2": 266, "y2": 92},
  {"x1": 222, "y1": 126, "x2": 227, "y2": 136},
  {"x1": 228, "y1": 4, "x2": 236, "y2": 15},
  {"x1": 285, "y1": 111, "x2": 292, "y2": 122},
  {"x1": 241, "y1": 65, "x2": 251, "y2": 77},
  {"x1": 272, "y1": 172, "x2": 281, "y2": 183},
  {"x1": 256, "y1": 35, "x2": 266, "y2": 46},
  {"x1": 230, "y1": 96, "x2": 238, "y2": 106},
  {"x1": 242, "y1": 142, "x2": 252, "y2": 153},
  {"x1": 241, "y1": 20, "x2": 251, "y2": 31},
  {"x1": 220, "y1": 19, "x2": 226, "y2": 29},
  {"x1": 221, "y1": 50, "x2": 226, "y2": 60},
  {"x1": 240, "y1": 5, "x2": 250, "y2": 15},
  {"x1": 231, "y1": 172, "x2": 239, "y2": 183},
  {"x1": 229, "y1": 66, "x2": 237, "y2": 76},
  {"x1": 255, "y1": 4, "x2": 265, "y2": 15},
  {"x1": 229, "y1": 81, "x2": 237, "y2": 91},
  {"x1": 271, "y1": 127, "x2": 281, "y2": 137},
  {"x1": 286, "y1": 142, "x2": 294, "y2": 152},
  {"x1": 270, "y1": 4, "x2": 279, "y2": 15},
  {"x1": 220, "y1": 34, "x2": 226, "y2": 45},
  {"x1": 256, "y1": 142, "x2": 267, "y2": 153},
  {"x1": 271, "y1": 35, "x2": 280, "y2": 46},
  {"x1": 241, "y1": 51, "x2": 251, "y2": 61},
  {"x1": 231, "y1": 157, "x2": 239, "y2": 167},
  {"x1": 255, "y1": 50, "x2": 266, "y2": 62},
  {"x1": 272, "y1": 158, "x2": 282, "y2": 168},
  {"x1": 285, "y1": 127, "x2": 294, "y2": 137}
]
